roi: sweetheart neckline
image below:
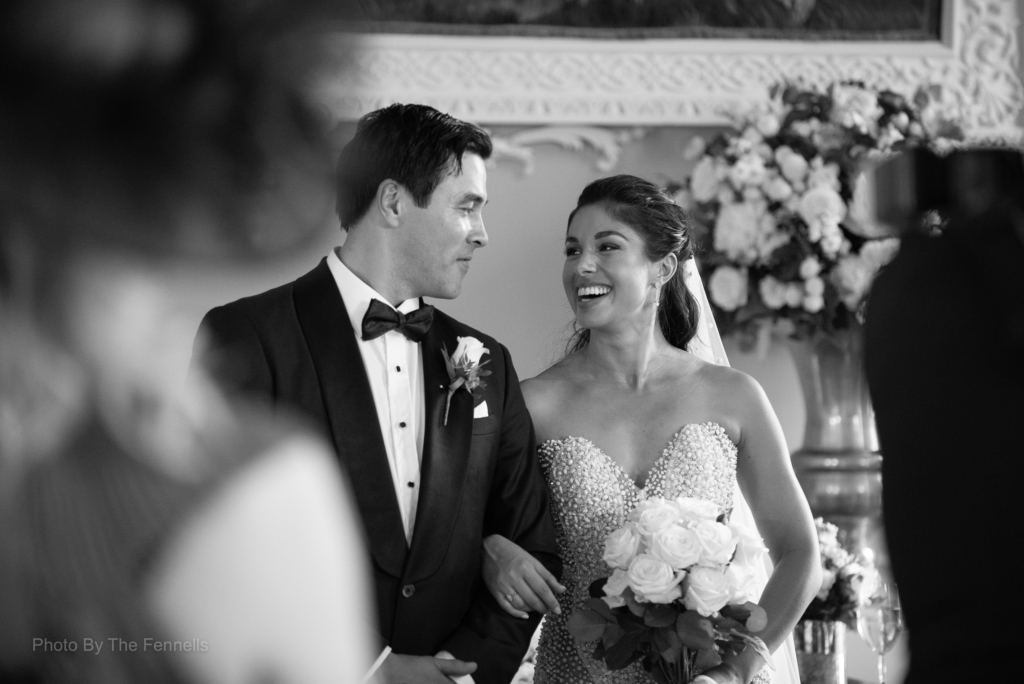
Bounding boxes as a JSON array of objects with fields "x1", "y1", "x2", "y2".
[{"x1": 540, "y1": 421, "x2": 736, "y2": 490}]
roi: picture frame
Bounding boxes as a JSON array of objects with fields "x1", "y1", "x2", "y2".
[{"x1": 312, "y1": 0, "x2": 1023, "y2": 143}]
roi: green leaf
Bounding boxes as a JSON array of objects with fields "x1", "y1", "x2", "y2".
[
  {"x1": 676, "y1": 611, "x2": 717, "y2": 650},
  {"x1": 585, "y1": 597, "x2": 618, "y2": 622},
  {"x1": 644, "y1": 604, "x2": 677, "y2": 628},
  {"x1": 566, "y1": 609, "x2": 608, "y2": 643},
  {"x1": 652, "y1": 627, "x2": 683, "y2": 663},
  {"x1": 623, "y1": 587, "x2": 645, "y2": 617},
  {"x1": 604, "y1": 628, "x2": 645, "y2": 671},
  {"x1": 602, "y1": 623, "x2": 626, "y2": 649},
  {"x1": 695, "y1": 647, "x2": 723, "y2": 669}
]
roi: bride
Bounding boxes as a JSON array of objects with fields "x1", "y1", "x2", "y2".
[{"x1": 484, "y1": 175, "x2": 818, "y2": 684}]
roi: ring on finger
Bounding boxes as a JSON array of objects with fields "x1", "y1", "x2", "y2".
[{"x1": 504, "y1": 593, "x2": 514, "y2": 603}]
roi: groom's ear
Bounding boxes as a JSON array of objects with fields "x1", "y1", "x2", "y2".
[{"x1": 376, "y1": 179, "x2": 403, "y2": 228}]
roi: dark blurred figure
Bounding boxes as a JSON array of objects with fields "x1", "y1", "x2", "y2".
[
  {"x1": 865, "y1": 148, "x2": 1024, "y2": 683},
  {"x1": 0, "y1": 1, "x2": 376, "y2": 683}
]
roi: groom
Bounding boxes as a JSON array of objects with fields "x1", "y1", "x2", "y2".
[{"x1": 192, "y1": 104, "x2": 560, "y2": 684}]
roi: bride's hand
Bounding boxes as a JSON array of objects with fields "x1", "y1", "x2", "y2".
[
  {"x1": 693, "y1": 663, "x2": 743, "y2": 684},
  {"x1": 482, "y1": 534, "x2": 565, "y2": 619}
]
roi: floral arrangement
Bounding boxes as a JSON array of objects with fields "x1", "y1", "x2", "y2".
[
  {"x1": 567, "y1": 496, "x2": 772, "y2": 684},
  {"x1": 679, "y1": 81, "x2": 963, "y2": 345},
  {"x1": 442, "y1": 336, "x2": 490, "y2": 425},
  {"x1": 803, "y1": 518, "x2": 878, "y2": 627}
]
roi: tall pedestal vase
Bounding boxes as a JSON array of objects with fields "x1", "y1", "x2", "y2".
[{"x1": 787, "y1": 326, "x2": 882, "y2": 558}]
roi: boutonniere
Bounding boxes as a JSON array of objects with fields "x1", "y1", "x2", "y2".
[{"x1": 442, "y1": 336, "x2": 491, "y2": 425}]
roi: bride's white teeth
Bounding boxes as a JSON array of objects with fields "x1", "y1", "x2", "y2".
[{"x1": 578, "y1": 285, "x2": 612, "y2": 299}]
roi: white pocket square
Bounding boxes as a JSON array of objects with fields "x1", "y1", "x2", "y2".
[{"x1": 473, "y1": 400, "x2": 488, "y2": 419}]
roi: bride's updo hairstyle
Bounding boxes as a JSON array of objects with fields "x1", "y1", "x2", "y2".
[{"x1": 566, "y1": 174, "x2": 700, "y2": 354}]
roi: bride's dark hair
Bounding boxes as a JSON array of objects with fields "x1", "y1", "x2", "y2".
[{"x1": 566, "y1": 174, "x2": 700, "y2": 354}]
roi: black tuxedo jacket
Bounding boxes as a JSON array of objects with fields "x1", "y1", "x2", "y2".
[
  {"x1": 192, "y1": 259, "x2": 561, "y2": 684},
  {"x1": 865, "y1": 208, "x2": 1024, "y2": 683}
]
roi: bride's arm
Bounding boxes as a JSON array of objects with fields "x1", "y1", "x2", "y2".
[
  {"x1": 482, "y1": 534, "x2": 566, "y2": 618},
  {"x1": 709, "y1": 372, "x2": 821, "y2": 684}
]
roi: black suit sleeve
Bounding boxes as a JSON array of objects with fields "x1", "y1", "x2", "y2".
[
  {"x1": 441, "y1": 343, "x2": 561, "y2": 684},
  {"x1": 189, "y1": 305, "x2": 274, "y2": 401}
]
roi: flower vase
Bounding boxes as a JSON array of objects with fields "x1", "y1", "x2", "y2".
[
  {"x1": 794, "y1": 620, "x2": 846, "y2": 684},
  {"x1": 787, "y1": 326, "x2": 882, "y2": 558}
]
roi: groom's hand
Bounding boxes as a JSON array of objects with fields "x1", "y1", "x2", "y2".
[{"x1": 377, "y1": 653, "x2": 477, "y2": 684}]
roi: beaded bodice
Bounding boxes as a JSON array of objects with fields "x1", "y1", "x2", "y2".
[{"x1": 534, "y1": 422, "x2": 768, "y2": 684}]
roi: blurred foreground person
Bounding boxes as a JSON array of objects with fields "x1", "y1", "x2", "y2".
[
  {"x1": 865, "y1": 148, "x2": 1024, "y2": 683},
  {"x1": 0, "y1": 1, "x2": 375, "y2": 683}
]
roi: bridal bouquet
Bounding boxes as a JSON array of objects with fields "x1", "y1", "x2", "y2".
[
  {"x1": 567, "y1": 497, "x2": 772, "y2": 684},
  {"x1": 802, "y1": 518, "x2": 878, "y2": 628},
  {"x1": 680, "y1": 81, "x2": 963, "y2": 346}
]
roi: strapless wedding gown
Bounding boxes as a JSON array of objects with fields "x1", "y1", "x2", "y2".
[{"x1": 534, "y1": 422, "x2": 771, "y2": 684}]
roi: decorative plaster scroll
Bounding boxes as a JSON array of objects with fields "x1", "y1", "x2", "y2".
[
  {"x1": 312, "y1": 0, "x2": 1024, "y2": 144},
  {"x1": 488, "y1": 126, "x2": 646, "y2": 175}
]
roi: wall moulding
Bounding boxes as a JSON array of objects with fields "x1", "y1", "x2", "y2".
[{"x1": 313, "y1": 0, "x2": 1024, "y2": 144}]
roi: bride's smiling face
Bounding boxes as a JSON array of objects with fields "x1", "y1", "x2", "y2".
[{"x1": 563, "y1": 203, "x2": 659, "y2": 332}]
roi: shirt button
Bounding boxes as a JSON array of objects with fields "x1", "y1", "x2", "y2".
[
  {"x1": 396, "y1": 365, "x2": 401, "y2": 372},
  {"x1": 399, "y1": 421, "x2": 407, "y2": 428},
  {"x1": 402, "y1": 584, "x2": 415, "y2": 598}
]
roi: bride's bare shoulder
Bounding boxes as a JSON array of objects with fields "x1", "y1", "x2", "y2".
[{"x1": 521, "y1": 356, "x2": 581, "y2": 423}]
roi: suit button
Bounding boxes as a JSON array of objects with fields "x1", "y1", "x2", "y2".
[{"x1": 402, "y1": 584, "x2": 415, "y2": 598}]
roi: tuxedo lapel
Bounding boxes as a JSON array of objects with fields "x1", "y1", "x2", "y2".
[
  {"x1": 292, "y1": 259, "x2": 408, "y2": 577},
  {"x1": 406, "y1": 312, "x2": 473, "y2": 582}
]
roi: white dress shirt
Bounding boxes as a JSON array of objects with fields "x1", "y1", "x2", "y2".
[
  {"x1": 329, "y1": 250, "x2": 474, "y2": 684},
  {"x1": 327, "y1": 248, "x2": 425, "y2": 545}
]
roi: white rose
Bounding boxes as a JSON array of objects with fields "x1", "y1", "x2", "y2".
[
  {"x1": 454, "y1": 336, "x2": 488, "y2": 365},
  {"x1": 804, "y1": 276, "x2": 825, "y2": 297},
  {"x1": 629, "y1": 497, "x2": 681, "y2": 538},
  {"x1": 759, "y1": 276, "x2": 788, "y2": 310},
  {"x1": 820, "y1": 226, "x2": 847, "y2": 259},
  {"x1": 798, "y1": 185, "x2": 847, "y2": 230},
  {"x1": 725, "y1": 563, "x2": 760, "y2": 604},
  {"x1": 682, "y1": 135, "x2": 707, "y2": 161},
  {"x1": 713, "y1": 202, "x2": 759, "y2": 263},
  {"x1": 784, "y1": 283, "x2": 804, "y2": 308},
  {"x1": 650, "y1": 525, "x2": 702, "y2": 570},
  {"x1": 761, "y1": 175, "x2": 793, "y2": 202},
  {"x1": 602, "y1": 568, "x2": 631, "y2": 608},
  {"x1": 603, "y1": 524, "x2": 642, "y2": 570},
  {"x1": 684, "y1": 566, "x2": 733, "y2": 616},
  {"x1": 708, "y1": 266, "x2": 749, "y2": 312},
  {"x1": 729, "y1": 524, "x2": 769, "y2": 568},
  {"x1": 694, "y1": 520, "x2": 737, "y2": 565},
  {"x1": 674, "y1": 497, "x2": 720, "y2": 522},
  {"x1": 627, "y1": 554, "x2": 685, "y2": 604},
  {"x1": 817, "y1": 568, "x2": 837, "y2": 600},
  {"x1": 756, "y1": 112, "x2": 781, "y2": 137},
  {"x1": 689, "y1": 156, "x2": 720, "y2": 203},
  {"x1": 755, "y1": 215, "x2": 789, "y2": 262},
  {"x1": 807, "y1": 159, "x2": 841, "y2": 191},
  {"x1": 799, "y1": 256, "x2": 822, "y2": 279},
  {"x1": 803, "y1": 294, "x2": 825, "y2": 313},
  {"x1": 830, "y1": 84, "x2": 882, "y2": 134},
  {"x1": 775, "y1": 146, "x2": 809, "y2": 183},
  {"x1": 832, "y1": 254, "x2": 873, "y2": 309},
  {"x1": 859, "y1": 238, "x2": 900, "y2": 271},
  {"x1": 728, "y1": 154, "x2": 768, "y2": 189}
]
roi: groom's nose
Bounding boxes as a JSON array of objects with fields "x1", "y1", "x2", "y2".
[{"x1": 468, "y1": 217, "x2": 488, "y2": 248}]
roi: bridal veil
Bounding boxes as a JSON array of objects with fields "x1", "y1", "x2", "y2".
[{"x1": 682, "y1": 257, "x2": 801, "y2": 684}]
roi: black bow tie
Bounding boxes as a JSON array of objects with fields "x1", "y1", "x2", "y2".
[{"x1": 361, "y1": 298, "x2": 434, "y2": 342}]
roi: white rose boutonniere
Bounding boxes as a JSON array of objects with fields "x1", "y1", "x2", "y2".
[{"x1": 442, "y1": 336, "x2": 490, "y2": 425}]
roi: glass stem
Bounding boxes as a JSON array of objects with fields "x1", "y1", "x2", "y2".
[{"x1": 877, "y1": 653, "x2": 886, "y2": 684}]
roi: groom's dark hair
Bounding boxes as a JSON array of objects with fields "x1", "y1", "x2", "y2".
[{"x1": 335, "y1": 103, "x2": 492, "y2": 229}]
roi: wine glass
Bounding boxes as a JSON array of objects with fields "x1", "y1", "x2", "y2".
[{"x1": 857, "y1": 580, "x2": 903, "y2": 684}]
